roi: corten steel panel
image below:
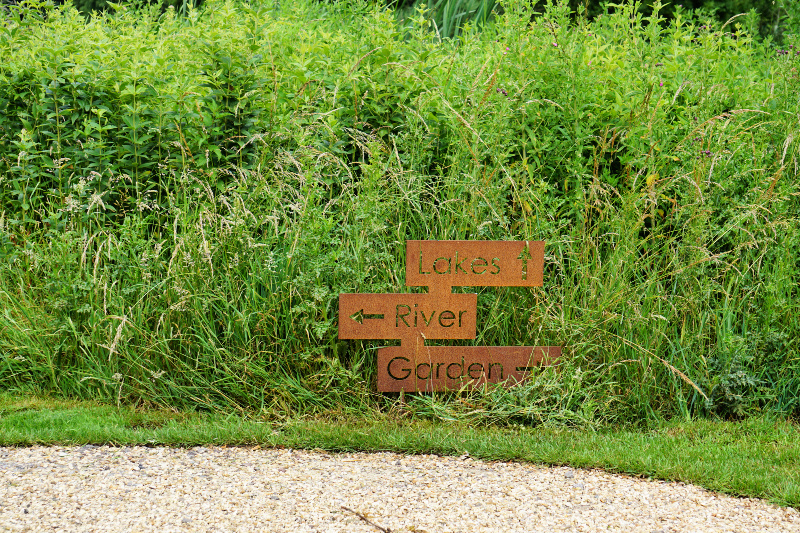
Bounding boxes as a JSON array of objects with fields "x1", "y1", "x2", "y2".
[
  {"x1": 338, "y1": 293, "x2": 477, "y2": 341},
  {"x1": 377, "y1": 345, "x2": 561, "y2": 392},
  {"x1": 405, "y1": 240, "x2": 545, "y2": 290}
]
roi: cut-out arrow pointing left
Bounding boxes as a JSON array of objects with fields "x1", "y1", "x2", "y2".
[{"x1": 349, "y1": 309, "x2": 385, "y2": 324}]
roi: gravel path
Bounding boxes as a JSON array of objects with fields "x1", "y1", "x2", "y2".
[{"x1": 1, "y1": 445, "x2": 797, "y2": 532}]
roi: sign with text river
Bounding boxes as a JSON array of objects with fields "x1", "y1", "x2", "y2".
[{"x1": 338, "y1": 240, "x2": 561, "y2": 392}]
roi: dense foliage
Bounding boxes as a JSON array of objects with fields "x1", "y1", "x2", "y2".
[
  {"x1": 0, "y1": 0, "x2": 798, "y2": 424},
  {"x1": 570, "y1": 0, "x2": 798, "y2": 40},
  {"x1": 393, "y1": 0, "x2": 800, "y2": 41}
]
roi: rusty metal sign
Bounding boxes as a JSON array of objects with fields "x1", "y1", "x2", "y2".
[
  {"x1": 338, "y1": 240, "x2": 559, "y2": 393},
  {"x1": 377, "y1": 345, "x2": 562, "y2": 392},
  {"x1": 339, "y1": 293, "x2": 477, "y2": 341},
  {"x1": 406, "y1": 240, "x2": 544, "y2": 291}
]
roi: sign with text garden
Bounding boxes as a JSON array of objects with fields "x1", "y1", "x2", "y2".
[{"x1": 338, "y1": 241, "x2": 561, "y2": 392}]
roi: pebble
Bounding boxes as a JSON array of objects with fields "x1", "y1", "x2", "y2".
[{"x1": 0, "y1": 446, "x2": 797, "y2": 532}]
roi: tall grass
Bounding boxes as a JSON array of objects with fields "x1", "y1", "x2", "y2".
[
  {"x1": 396, "y1": 0, "x2": 498, "y2": 39},
  {"x1": 0, "y1": 0, "x2": 798, "y2": 424}
]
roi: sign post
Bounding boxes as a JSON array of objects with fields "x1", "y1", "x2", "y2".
[{"x1": 338, "y1": 240, "x2": 560, "y2": 392}]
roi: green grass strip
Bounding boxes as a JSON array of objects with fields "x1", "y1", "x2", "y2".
[{"x1": 1, "y1": 394, "x2": 797, "y2": 508}]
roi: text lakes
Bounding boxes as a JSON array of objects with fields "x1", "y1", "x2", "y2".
[
  {"x1": 417, "y1": 251, "x2": 501, "y2": 276},
  {"x1": 405, "y1": 240, "x2": 544, "y2": 289}
]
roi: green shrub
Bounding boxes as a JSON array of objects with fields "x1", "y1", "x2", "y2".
[{"x1": 69, "y1": 0, "x2": 204, "y2": 16}]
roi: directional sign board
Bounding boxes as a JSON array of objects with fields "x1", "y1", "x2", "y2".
[
  {"x1": 338, "y1": 293, "x2": 477, "y2": 340},
  {"x1": 338, "y1": 240, "x2": 560, "y2": 392},
  {"x1": 406, "y1": 240, "x2": 544, "y2": 291},
  {"x1": 377, "y1": 345, "x2": 561, "y2": 392}
]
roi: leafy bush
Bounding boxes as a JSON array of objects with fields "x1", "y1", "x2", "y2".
[
  {"x1": 389, "y1": 0, "x2": 800, "y2": 43},
  {"x1": 68, "y1": 0, "x2": 204, "y2": 16}
]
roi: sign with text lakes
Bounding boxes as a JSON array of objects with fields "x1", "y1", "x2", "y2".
[{"x1": 338, "y1": 240, "x2": 561, "y2": 392}]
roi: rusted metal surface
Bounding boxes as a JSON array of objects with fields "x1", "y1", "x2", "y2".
[
  {"x1": 338, "y1": 293, "x2": 477, "y2": 341},
  {"x1": 338, "y1": 240, "x2": 560, "y2": 393},
  {"x1": 377, "y1": 345, "x2": 562, "y2": 392},
  {"x1": 405, "y1": 240, "x2": 545, "y2": 291}
]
